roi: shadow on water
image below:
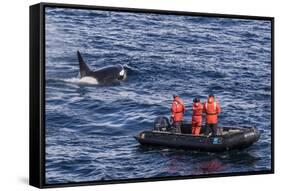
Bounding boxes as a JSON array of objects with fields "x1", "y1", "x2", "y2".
[
  {"x1": 135, "y1": 145, "x2": 262, "y2": 175},
  {"x1": 76, "y1": 85, "x2": 90, "y2": 97}
]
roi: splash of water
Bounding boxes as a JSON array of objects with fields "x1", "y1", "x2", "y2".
[{"x1": 63, "y1": 77, "x2": 99, "y2": 85}]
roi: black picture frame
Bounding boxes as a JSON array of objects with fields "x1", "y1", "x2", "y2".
[{"x1": 30, "y1": 2, "x2": 274, "y2": 188}]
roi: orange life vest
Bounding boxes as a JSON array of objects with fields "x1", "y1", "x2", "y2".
[
  {"x1": 171, "y1": 97, "x2": 185, "y2": 122},
  {"x1": 192, "y1": 102, "x2": 203, "y2": 116},
  {"x1": 204, "y1": 97, "x2": 221, "y2": 124}
]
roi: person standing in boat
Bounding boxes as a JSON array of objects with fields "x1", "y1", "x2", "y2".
[
  {"x1": 203, "y1": 94, "x2": 221, "y2": 136},
  {"x1": 171, "y1": 95, "x2": 185, "y2": 133},
  {"x1": 191, "y1": 97, "x2": 203, "y2": 135}
]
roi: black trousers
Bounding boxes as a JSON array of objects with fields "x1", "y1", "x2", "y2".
[{"x1": 205, "y1": 123, "x2": 221, "y2": 136}]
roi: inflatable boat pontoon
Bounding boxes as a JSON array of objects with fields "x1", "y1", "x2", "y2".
[{"x1": 135, "y1": 117, "x2": 260, "y2": 152}]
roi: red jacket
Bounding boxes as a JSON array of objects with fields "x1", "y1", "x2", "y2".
[
  {"x1": 171, "y1": 97, "x2": 185, "y2": 122},
  {"x1": 203, "y1": 97, "x2": 221, "y2": 124},
  {"x1": 192, "y1": 102, "x2": 203, "y2": 126}
]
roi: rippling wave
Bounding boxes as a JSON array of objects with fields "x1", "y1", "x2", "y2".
[{"x1": 45, "y1": 7, "x2": 272, "y2": 184}]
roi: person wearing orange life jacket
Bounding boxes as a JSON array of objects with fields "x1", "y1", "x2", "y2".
[
  {"x1": 171, "y1": 95, "x2": 185, "y2": 133},
  {"x1": 191, "y1": 97, "x2": 203, "y2": 136},
  {"x1": 203, "y1": 94, "x2": 221, "y2": 136}
]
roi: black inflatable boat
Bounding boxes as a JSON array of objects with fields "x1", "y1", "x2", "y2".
[{"x1": 135, "y1": 117, "x2": 260, "y2": 152}]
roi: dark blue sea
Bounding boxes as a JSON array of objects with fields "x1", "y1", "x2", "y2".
[{"x1": 45, "y1": 7, "x2": 272, "y2": 184}]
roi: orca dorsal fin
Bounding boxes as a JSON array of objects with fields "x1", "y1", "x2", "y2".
[{"x1": 77, "y1": 51, "x2": 92, "y2": 78}]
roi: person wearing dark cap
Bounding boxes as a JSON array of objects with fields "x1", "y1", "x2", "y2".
[
  {"x1": 203, "y1": 94, "x2": 221, "y2": 136},
  {"x1": 171, "y1": 95, "x2": 185, "y2": 133}
]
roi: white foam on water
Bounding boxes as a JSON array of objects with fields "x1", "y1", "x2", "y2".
[
  {"x1": 79, "y1": 77, "x2": 99, "y2": 84},
  {"x1": 63, "y1": 77, "x2": 99, "y2": 85}
]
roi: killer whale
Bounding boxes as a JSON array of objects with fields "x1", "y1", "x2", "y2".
[{"x1": 77, "y1": 51, "x2": 126, "y2": 84}]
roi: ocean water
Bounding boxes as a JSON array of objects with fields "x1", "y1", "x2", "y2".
[{"x1": 45, "y1": 7, "x2": 272, "y2": 184}]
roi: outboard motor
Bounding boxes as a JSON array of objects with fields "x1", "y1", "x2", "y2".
[{"x1": 154, "y1": 116, "x2": 171, "y2": 131}]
